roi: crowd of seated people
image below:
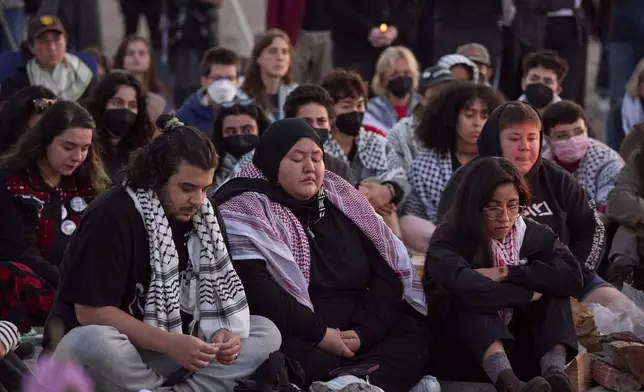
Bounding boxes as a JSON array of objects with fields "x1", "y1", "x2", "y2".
[{"x1": 3, "y1": 14, "x2": 644, "y2": 392}]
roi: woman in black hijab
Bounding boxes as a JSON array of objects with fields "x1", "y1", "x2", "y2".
[{"x1": 214, "y1": 119, "x2": 429, "y2": 392}]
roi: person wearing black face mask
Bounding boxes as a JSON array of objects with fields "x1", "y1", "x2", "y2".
[
  {"x1": 365, "y1": 47, "x2": 420, "y2": 135},
  {"x1": 283, "y1": 84, "x2": 353, "y2": 183},
  {"x1": 322, "y1": 69, "x2": 410, "y2": 237},
  {"x1": 86, "y1": 73, "x2": 157, "y2": 180},
  {"x1": 209, "y1": 100, "x2": 271, "y2": 193},
  {"x1": 518, "y1": 51, "x2": 566, "y2": 114},
  {"x1": 102, "y1": 108, "x2": 138, "y2": 139}
]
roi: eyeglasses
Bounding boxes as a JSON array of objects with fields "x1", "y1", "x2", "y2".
[
  {"x1": 33, "y1": 98, "x2": 56, "y2": 113},
  {"x1": 483, "y1": 205, "x2": 525, "y2": 220},
  {"x1": 220, "y1": 99, "x2": 254, "y2": 108}
]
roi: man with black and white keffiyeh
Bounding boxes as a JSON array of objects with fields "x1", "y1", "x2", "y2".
[{"x1": 49, "y1": 117, "x2": 281, "y2": 391}]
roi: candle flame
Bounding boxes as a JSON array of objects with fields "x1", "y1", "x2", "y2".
[{"x1": 379, "y1": 24, "x2": 388, "y2": 33}]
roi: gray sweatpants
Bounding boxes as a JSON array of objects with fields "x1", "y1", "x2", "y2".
[{"x1": 54, "y1": 316, "x2": 281, "y2": 392}]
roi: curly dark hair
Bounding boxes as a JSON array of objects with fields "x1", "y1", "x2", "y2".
[
  {"x1": 440, "y1": 157, "x2": 531, "y2": 268},
  {"x1": 283, "y1": 84, "x2": 335, "y2": 120},
  {"x1": 0, "y1": 86, "x2": 57, "y2": 155},
  {"x1": 211, "y1": 101, "x2": 271, "y2": 174},
  {"x1": 417, "y1": 81, "x2": 505, "y2": 151},
  {"x1": 85, "y1": 70, "x2": 155, "y2": 157},
  {"x1": 119, "y1": 114, "x2": 218, "y2": 190},
  {"x1": 522, "y1": 50, "x2": 569, "y2": 84},
  {"x1": 321, "y1": 69, "x2": 367, "y2": 103},
  {"x1": 0, "y1": 101, "x2": 109, "y2": 193}
]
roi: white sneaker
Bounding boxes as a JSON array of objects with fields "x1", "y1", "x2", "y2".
[{"x1": 309, "y1": 375, "x2": 385, "y2": 392}]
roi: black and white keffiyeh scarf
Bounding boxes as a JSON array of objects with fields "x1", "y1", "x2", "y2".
[
  {"x1": 126, "y1": 187, "x2": 250, "y2": 339},
  {"x1": 408, "y1": 148, "x2": 454, "y2": 222},
  {"x1": 324, "y1": 128, "x2": 390, "y2": 171},
  {"x1": 213, "y1": 153, "x2": 239, "y2": 189}
]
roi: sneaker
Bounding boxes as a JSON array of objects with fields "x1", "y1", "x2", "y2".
[
  {"x1": 309, "y1": 375, "x2": 384, "y2": 392},
  {"x1": 543, "y1": 367, "x2": 572, "y2": 392}
]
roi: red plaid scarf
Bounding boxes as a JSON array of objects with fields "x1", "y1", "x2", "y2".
[{"x1": 490, "y1": 222, "x2": 522, "y2": 324}]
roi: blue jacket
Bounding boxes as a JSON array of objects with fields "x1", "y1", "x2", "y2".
[{"x1": 176, "y1": 90, "x2": 215, "y2": 135}]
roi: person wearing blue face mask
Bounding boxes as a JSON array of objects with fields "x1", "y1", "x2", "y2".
[
  {"x1": 542, "y1": 100, "x2": 623, "y2": 215},
  {"x1": 176, "y1": 47, "x2": 242, "y2": 135}
]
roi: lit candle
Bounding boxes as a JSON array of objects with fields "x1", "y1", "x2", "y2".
[{"x1": 380, "y1": 24, "x2": 388, "y2": 33}]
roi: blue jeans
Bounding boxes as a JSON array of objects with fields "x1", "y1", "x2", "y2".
[{"x1": 605, "y1": 41, "x2": 644, "y2": 151}]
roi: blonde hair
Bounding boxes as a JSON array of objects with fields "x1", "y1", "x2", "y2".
[
  {"x1": 371, "y1": 46, "x2": 420, "y2": 97},
  {"x1": 626, "y1": 58, "x2": 644, "y2": 98}
]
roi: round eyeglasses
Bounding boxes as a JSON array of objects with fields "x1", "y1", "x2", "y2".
[{"x1": 483, "y1": 205, "x2": 525, "y2": 220}]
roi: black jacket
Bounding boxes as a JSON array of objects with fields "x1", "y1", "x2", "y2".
[
  {"x1": 331, "y1": 0, "x2": 420, "y2": 53},
  {"x1": 436, "y1": 102, "x2": 605, "y2": 276},
  {"x1": 324, "y1": 154, "x2": 353, "y2": 184},
  {"x1": 424, "y1": 218, "x2": 583, "y2": 313}
]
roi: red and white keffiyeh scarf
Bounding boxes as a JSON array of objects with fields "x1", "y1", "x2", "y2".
[
  {"x1": 219, "y1": 165, "x2": 427, "y2": 316},
  {"x1": 489, "y1": 216, "x2": 527, "y2": 324}
]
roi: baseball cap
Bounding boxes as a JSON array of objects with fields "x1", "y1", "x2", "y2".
[
  {"x1": 418, "y1": 65, "x2": 453, "y2": 93},
  {"x1": 457, "y1": 43, "x2": 491, "y2": 67},
  {"x1": 28, "y1": 15, "x2": 66, "y2": 41}
]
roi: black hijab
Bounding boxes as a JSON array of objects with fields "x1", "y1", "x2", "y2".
[
  {"x1": 252, "y1": 118, "x2": 323, "y2": 183},
  {"x1": 214, "y1": 118, "x2": 326, "y2": 223}
]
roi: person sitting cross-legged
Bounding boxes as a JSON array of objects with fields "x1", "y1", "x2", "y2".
[
  {"x1": 45, "y1": 115, "x2": 281, "y2": 392},
  {"x1": 214, "y1": 118, "x2": 429, "y2": 392},
  {"x1": 427, "y1": 157, "x2": 581, "y2": 392}
]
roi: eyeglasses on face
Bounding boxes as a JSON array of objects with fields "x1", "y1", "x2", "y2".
[
  {"x1": 483, "y1": 205, "x2": 525, "y2": 220},
  {"x1": 33, "y1": 98, "x2": 57, "y2": 113}
]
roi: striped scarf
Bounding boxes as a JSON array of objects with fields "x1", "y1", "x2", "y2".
[
  {"x1": 219, "y1": 165, "x2": 427, "y2": 315},
  {"x1": 125, "y1": 187, "x2": 250, "y2": 340}
]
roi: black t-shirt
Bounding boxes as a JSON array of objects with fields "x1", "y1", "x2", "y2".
[{"x1": 46, "y1": 186, "x2": 195, "y2": 344}]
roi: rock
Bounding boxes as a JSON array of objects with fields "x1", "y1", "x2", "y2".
[
  {"x1": 591, "y1": 357, "x2": 641, "y2": 392},
  {"x1": 604, "y1": 341, "x2": 644, "y2": 385}
]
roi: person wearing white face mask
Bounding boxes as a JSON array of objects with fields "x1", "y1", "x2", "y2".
[
  {"x1": 176, "y1": 47, "x2": 242, "y2": 135},
  {"x1": 541, "y1": 101, "x2": 624, "y2": 215}
]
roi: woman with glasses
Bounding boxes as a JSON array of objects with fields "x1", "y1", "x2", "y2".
[
  {"x1": 210, "y1": 99, "x2": 271, "y2": 192},
  {"x1": 0, "y1": 86, "x2": 57, "y2": 155},
  {"x1": 425, "y1": 157, "x2": 581, "y2": 392},
  {"x1": 0, "y1": 101, "x2": 109, "y2": 334},
  {"x1": 85, "y1": 70, "x2": 156, "y2": 179}
]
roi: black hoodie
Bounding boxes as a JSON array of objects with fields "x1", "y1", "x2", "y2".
[{"x1": 436, "y1": 102, "x2": 605, "y2": 285}]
